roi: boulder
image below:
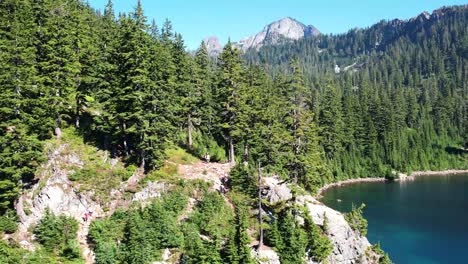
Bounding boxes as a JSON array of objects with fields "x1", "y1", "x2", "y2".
[
  {"x1": 263, "y1": 177, "x2": 292, "y2": 203},
  {"x1": 296, "y1": 196, "x2": 373, "y2": 264},
  {"x1": 251, "y1": 247, "x2": 281, "y2": 264}
]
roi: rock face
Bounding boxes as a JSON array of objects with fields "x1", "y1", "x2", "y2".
[
  {"x1": 14, "y1": 143, "x2": 167, "y2": 263},
  {"x1": 133, "y1": 182, "x2": 166, "y2": 204},
  {"x1": 236, "y1": 17, "x2": 320, "y2": 50},
  {"x1": 203, "y1": 36, "x2": 223, "y2": 57},
  {"x1": 15, "y1": 144, "x2": 103, "y2": 262},
  {"x1": 262, "y1": 176, "x2": 292, "y2": 203},
  {"x1": 251, "y1": 247, "x2": 281, "y2": 264},
  {"x1": 204, "y1": 17, "x2": 320, "y2": 55},
  {"x1": 16, "y1": 144, "x2": 103, "y2": 237},
  {"x1": 296, "y1": 196, "x2": 373, "y2": 264},
  {"x1": 263, "y1": 177, "x2": 376, "y2": 264}
]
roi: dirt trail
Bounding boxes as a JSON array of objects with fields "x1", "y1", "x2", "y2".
[
  {"x1": 14, "y1": 143, "x2": 232, "y2": 264},
  {"x1": 178, "y1": 161, "x2": 232, "y2": 191},
  {"x1": 78, "y1": 219, "x2": 93, "y2": 263}
]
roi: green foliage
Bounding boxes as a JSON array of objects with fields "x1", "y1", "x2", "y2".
[
  {"x1": 228, "y1": 165, "x2": 258, "y2": 198},
  {"x1": 267, "y1": 207, "x2": 308, "y2": 264},
  {"x1": 345, "y1": 203, "x2": 368, "y2": 236},
  {"x1": 165, "y1": 147, "x2": 198, "y2": 165},
  {"x1": 33, "y1": 209, "x2": 80, "y2": 260},
  {"x1": 189, "y1": 131, "x2": 227, "y2": 162},
  {"x1": 88, "y1": 210, "x2": 128, "y2": 264},
  {"x1": 245, "y1": 6, "x2": 468, "y2": 182},
  {"x1": 181, "y1": 223, "x2": 223, "y2": 264},
  {"x1": 371, "y1": 243, "x2": 393, "y2": 264},
  {"x1": 0, "y1": 209, "x2": 18, "y2": 233},
  {"x1": 0, "y1": 240, "x2": 26, "y2": 264},
  {"x1": 144, "y1": 161, "x2": 179, "y2": 182},
  {"x1": 223, "y1": 193, "x2": 253, "y2": 264},
  {"x1": 53, "y1": 128, "x2": 127, "y2": 204},
  {"x1": 189, "y1": 192, "x2": 233, "y2": 239},
  {"x1": 90, "y1": 191, "x2": 188, "y2": 264},
  {"x1": 265, "y1": 205, "x2": 333, "y2": 263},
  {"x1": 304, "y1": 210, "x2": 333, "y2": 262},
  {"x1": 0, "y1": 1, "x2": 466, "y2": 263}
]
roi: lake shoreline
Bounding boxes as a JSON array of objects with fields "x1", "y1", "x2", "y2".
[{"x1": 316, "y1": 169, "x2": 468, "y2": 198}]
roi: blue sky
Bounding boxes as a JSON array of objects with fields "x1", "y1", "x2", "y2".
[{"x1": 89, "y1": 0, "x2": 466, "y2": 50}]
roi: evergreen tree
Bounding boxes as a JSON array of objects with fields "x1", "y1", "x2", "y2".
[
  {"x1": 319, "y1": 83, "x2": 345, "y2": 158},
  {"x1": 217, "y1": 41, "x2": 244, "y2": 166}
]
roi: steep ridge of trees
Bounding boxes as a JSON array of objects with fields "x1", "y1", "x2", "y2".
[{"x1": 0, "y1": 0, "x2": 466, "y2": 216}]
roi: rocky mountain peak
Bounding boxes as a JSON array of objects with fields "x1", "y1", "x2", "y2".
[
  {"x1": 236, "y1": 17, "x2": 320, "y2": 50},
  {"x1": 204, "y1": 17, "x2": 320, "y2": 55},
  {"x1": 203, "y1": 36, "x2": 222, "y2": 57}
]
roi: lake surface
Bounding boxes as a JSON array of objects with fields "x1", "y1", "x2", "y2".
[{"x1": 320, "y1": 174, "x2": 468, "y2": 264}]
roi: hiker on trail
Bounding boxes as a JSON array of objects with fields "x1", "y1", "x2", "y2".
[
  {"x1": 204, "y1": 153, "x2": 210, "y2": 163},
  {"x1": 84, "y1": 212, "x2": 89, "y2": 222}
]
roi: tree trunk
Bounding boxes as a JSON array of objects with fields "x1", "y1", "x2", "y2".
[
  {"x1": 104, "y1": 135, "x2": 109, "y2": 151},
  {"x1": 258, "y1": 162, "x2": 263, "y2": 249},
  {"x1": 55, "y1": 115, "x2": 62, "y2": 139},
  {"x1": 140, "y1": 154, "x2": 146, "y2": 169},
  {"x1": 122, "y1": 122, "x2": 129, "y2": 156},
  {"x1": 229, "y1": 137, "x2": 235, "y2": 166},
  {"x1": 75, "y1": 98, "x2": 80, "y2": 128},
  {"x1": 54, "y1": 127, "x2": 62, "y2": 139},
  {"x1": 244, "y1": 142, "x2": 249, "y2": 162},
  {"x1": 187, "y1": 114, "x2": 193, "y2": 149}
]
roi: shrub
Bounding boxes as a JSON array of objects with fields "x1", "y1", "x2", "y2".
[
  {"x1": 305, "y1": 211, "x2": 333, "y2": 262},
  {"x1": 114, "y1": 164, "x2": 136, "y2": 181},
  {"x1": 371, "y1": 243, "x2": 393, "y2": 264},
  {"x1": 0, "y1": 210, "x2": 18, "y2": 234},
  {"x1": 0, "y1": 240, "x2": 24, "y2": 264},
  {"x1": 145, "y1": 161, "x2": 179, "y2": 182},
  {"x1": 33, "y1": 209, "x2": 80, "y2": 259},
  {"x1": 189, "y1": 192, "x2": 233, "y2": 238},
  {"x1": 345, "y1": 203, "x2": 368, "y2": 236},
  {"x1": 191, "y1": 131, "x2": 227, "y2": 162},
  {"x1": 165, "y1": 147, "x2": 198, "y2": 165}
]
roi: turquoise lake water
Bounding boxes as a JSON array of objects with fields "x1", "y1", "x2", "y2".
[{"x1": 320, "y1": 174, "x2": 468, "y2": 264}]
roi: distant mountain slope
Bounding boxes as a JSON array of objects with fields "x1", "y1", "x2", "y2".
[
  {"x1": 204, "y1": 17, "x2": 320, "y2": 55},
  {"x1": 244, "y1": 5, "x2": 467, "y2": 74},
  {"x1": 235, "y1": 17, "x2": 320, "y2": 50},
  {"x1": 203, "y1": 36, "x2": 223, "y2": 57}
]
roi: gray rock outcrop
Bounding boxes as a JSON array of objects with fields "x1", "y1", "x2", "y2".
[
  {"x1": 263, "y1": 176, "x2": 292, "y2": 203},
  {"x1": 203, "y1": 17, "x2": 320, "y2": 55},
  {"x1": 297, "y1": 196, "x2": 373, "y2": 264},
  {"x1": 16, "y1": 144, "x2": 103, "y2": 237},
  {"x1": 262, "y1": 177, "x2": 376, "y2": 264},
  {"x1": 236, "y1": 17, "x2": 320, "y2": 50},
  {"x1": 251, "y1": 247, "x2": 281, "y2": 264},
  {"x1": 203, "y1": 36, "x2": 223, "y2": 57}
]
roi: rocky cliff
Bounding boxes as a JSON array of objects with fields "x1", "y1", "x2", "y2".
[
  {"x1": 236, "y1": 17, "x2": 320, "y2": 50},
  {"x1": 12, "y1": 142, "x2": 167, "y2": 263},
  {"x1": 10, "y1": 139, "x2": 377, "y2": 264},
  {"x1": 262, "y1": 177, "x2": 377, "y2": 264},
  {"x1": 203, "y1": 36, "x2": 223, "y2": 57},
  {"x1": 205, "y1": 17, "x2": 320, "y2": 55}
]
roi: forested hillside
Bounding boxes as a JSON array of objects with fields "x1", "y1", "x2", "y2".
[
  {"x1": 0, "y1": 0, "x2": 466, "y2": 263},
  {"x1": 246, "y1": 5, "x2": 467, "y2": 179}
]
